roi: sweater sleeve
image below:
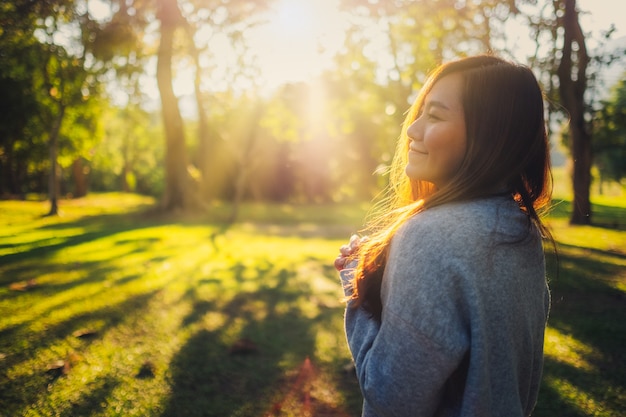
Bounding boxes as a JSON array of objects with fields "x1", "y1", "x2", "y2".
[{"x1": 343, "y1": 215, "x2": 472, "y2": 417}]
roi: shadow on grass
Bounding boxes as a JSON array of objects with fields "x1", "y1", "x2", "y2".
[
  {"x1": 0, "y1": 211, "x2": 164, "y2": 276},
  {"x1": 0, "y1": 286, "x2": 164, "y2": 417},
  {"x1": 159, "y1": 262, "x2": 358, "y2": 417},
  {"x1": 0, "y1": 252, "x2": 166, "y2": 351},
  {"x1": 533, "y1": 241, "x2": 626, "y2": 417},
  {"x1": 550, "y1": 199, "x2": 626, "y2": 230},
  {"x1": 0, "y1": 203, "x2": 366, "y2": 416},
  {"x1": 57, "y1": 376, "x2": 121, "y2": 417},
  {"x1": 534, "y1": 359, "x2": 594, "y2": 417}
]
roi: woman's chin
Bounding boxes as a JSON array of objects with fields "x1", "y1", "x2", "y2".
[{"x1": 405, "y1": 164, "x2": 425, "y2": 181}]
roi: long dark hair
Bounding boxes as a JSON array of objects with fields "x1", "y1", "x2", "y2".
[{"x1": 351, "y1": 55, "x2": 554, "y2": 320}]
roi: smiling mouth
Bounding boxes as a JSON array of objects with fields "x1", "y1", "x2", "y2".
[{"x1": 409, "y1": 147, "x2": 427, "y2": 155}]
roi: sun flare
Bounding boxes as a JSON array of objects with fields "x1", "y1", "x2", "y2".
[
  {"x1": 246, "y1": 0, "x2": 349, "y2": 89},
  {"x1": 272, "y1": 0, "x2": 316, "y2": 36}
]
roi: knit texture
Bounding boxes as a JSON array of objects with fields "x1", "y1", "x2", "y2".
[{"x1": 341, "y1": 195, "x2": 550, "y2": 417}]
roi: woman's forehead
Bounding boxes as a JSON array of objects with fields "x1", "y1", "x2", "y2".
[{"x1": 424, "y1": 74, "x2": 464, "y2": 111}]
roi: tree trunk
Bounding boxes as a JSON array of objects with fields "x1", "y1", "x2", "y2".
[
  {"x1": 557, "y1": 0, "x2": 592, "y2": 225},
  {"x1": 193, "y1": 52, "x2": 213, "y2": 201},
  {"x1": 0, "y1": 144, "x2": 17, "y2": 197},
  {"x1": 184, "y1": 23, "x2": 213, "y2": 201},
  {"x1": 72, "y1": 157, "x2": 88, "y2": 198},
  {"x1": 229, "y1": 103, "x2": 263, "y2": 222},
  {"x1": 47, "y1": 104, "x2": 65, "y2": 216},
  {"x1": 569, "y1": 121, "x2": 592, "y2": 224},
  {"x1": 121, "y1": 132, "x2": 130, "y2": 192},
  {"x1": 156, "y1": 0, "x2": 192, "y2": 211},
  {"x1": 121, "y1": 161, "x2": 130, "y2": 192}
]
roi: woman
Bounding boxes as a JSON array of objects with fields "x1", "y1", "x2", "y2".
[{"x1": 336, "y1": 55, "x2": 554, "y2": 417}]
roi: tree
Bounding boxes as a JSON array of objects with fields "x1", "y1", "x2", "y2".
[
  {"x1": 109, "y1": 0, "x2": 273, "y2": 210},
  {"x1": 556, "y1": 0, "x2": 592, "y2": 224},
  {"x1": 90, "y1": 105, "x2": 164, "y2": 195},
  {"x1": 156, "y1": 0, "x2": 195, "y2": 211},
  {"x1": 322, "y1": 31, "x2": 397, "y2": 200},
  {"x1": 0, "y1": 0, "x2": 102, "y2": 211},
  {"x1": 0, "y1": 2, "x2": 48, "y2": 197},
  {"x1": 37, "y1": 5, "x2": 102, "y2": 214},
  {"x1": 525, "y1": 0, "x2": 626, "y2": 223}
]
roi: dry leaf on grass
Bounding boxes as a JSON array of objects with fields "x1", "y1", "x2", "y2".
[
  {"x1": 45, "y1": 360, "x2": 70, "y2": 379},
  {"x1": 45, "y1": 352, "x2": 80, "y2": 380},
  {"x1": 9, "y1": 279, "x2": 38, "y2": 291},
  {"x1": 72, "y1": 328, "x2": 98, "y2": 339},
  {"x1": 229, "y1": 338, "x2": 258, "y2": 355},
  {"x1": 136, "y1": 361, "x2": 156, "y2": 379}
]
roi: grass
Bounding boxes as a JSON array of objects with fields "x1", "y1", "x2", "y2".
[
  {"x1": 0, "y1": 183, "x2": 625, "y2": 417},
  {"x1": 0, "y1": 194, "x2": 366, "y2": 417}
]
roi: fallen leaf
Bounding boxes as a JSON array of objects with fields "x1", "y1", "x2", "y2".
[
  {"x1": 9, "y1": 279, "x2": 38, "y2": 291},
  {"x1": 72, "y1": 328, "x2": 98, "y2": 339},
  {"x1": 136, "y1": 361, "x2": 156, "y2": 379},
  {"x1": 229, "y1": 338, "x2": 258, "y2": 355},
  {"x1": 45, "y1": 360, "x2": 70, "y2": 379}
]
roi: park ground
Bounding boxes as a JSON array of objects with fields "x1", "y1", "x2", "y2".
[{"x1": 0, "y1": 174, "x2": 624, "y2": 416}]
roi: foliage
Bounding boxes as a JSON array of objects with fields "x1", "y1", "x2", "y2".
[
  {"x1": 90, "y1": 106, "x2": 165, "y2": 196},
  {"x1": 0, "y1": 0, "x2": 106, "y2": 205},
  {"x1": 320, "y1": 31, "x2": 401, "y2": 201},
  {"x1": 0, "y1": 2, "x2": 54, "y2": 196},
  {"x1": 0, "y1": 193, "x2": 624, "y2": 416},
  {"x1": 593, "y1": 76, "x2": 626, "y2": 184}
]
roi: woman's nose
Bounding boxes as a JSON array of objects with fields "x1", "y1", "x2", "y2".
[{"x1": 407, "y1": 118, "x2": 422, "y2": 141}]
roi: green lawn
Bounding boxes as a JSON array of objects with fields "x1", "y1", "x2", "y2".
[{"x1": 0, "y1": 189, "x2": 624, "y2": 417}]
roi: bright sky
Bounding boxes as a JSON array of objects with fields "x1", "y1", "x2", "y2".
[{"x1": 86, "y1": 0, "x2": 626, "y2": 105}]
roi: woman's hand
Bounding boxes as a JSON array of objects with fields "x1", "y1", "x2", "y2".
[{"x1": 334, "y1": 234, "x2": 368, "y2": 271}]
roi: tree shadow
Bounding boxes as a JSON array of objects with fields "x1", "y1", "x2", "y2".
[
  {"x1": 0, "y1": 211, "x2": 166, "y2": 285},
  {"x1": 0, "y1": 247, "x2": 167, "y2": 343},
  {"x1": 0, "y1": 205, "x2": 363, "y2": 416},
  {"x1": 1, "y1": 285, "x2": 163, "y2": 417},
  {"x1": 57, "y1": 375, "x2": 121, "y2": 417},
  {"x1": 1, "y1": 288, "x2": 161, "y2": 369},
  {"x1": 549, "y1": 199, "x2": 626, "y2": 230},
  {"x1": 534, "y1": 358, "x2": 594, "y2": 417},
  {"x1": 534, "y1": 242, "x2": 626, "y2": 416},
  {"x1": 159, "y1": 260, "x2": 355, "y2": 417}
]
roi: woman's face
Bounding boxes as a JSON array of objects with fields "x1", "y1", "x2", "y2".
[{"x1": 405, "y1": 73, "x2": 467, "y2": 188}]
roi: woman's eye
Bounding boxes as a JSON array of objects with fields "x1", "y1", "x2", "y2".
[{"x1": 427, "y1": 113, "x2": 440, "y2": 121}]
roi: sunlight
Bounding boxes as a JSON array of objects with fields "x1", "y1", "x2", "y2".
[
  {"x1": 246, "y1": 0, "x2": 349, "y2": 90},
  {"x1": 273, "y1": 0, "x2": 316, "y2": 35},
  {"x1": 152, "y1": 0, "x2": 351, "y2": 114},
  {"x1": 87, "y1": 0, "x2": 112, "y2": 21},
  {"x1": 544, "y1": 327, "x2": 597, "y2": 372},
  {"x1": 543, "y1": 376, "x2": 604, "y2": 415}
]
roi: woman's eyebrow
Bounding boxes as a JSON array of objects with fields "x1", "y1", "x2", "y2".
[{"x1": 424, "y1": 100, "x2": 450, "y2": 111}]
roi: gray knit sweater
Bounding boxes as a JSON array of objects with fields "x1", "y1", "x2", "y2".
[{"x1": 341, "y1": 195, "x2": 550, "y2": 417}]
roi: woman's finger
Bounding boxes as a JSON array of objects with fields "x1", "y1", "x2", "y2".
[
  {"x1": 334, "y1": 255, "x2": 347, "y2": 271},
  {"x1": 340, "y1": 244, "x2": 352, "y2": 256}
]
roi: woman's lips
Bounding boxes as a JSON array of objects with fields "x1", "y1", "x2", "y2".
[{"x1": 409, "y1": 145, "x2": 427, "y2": 154}]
